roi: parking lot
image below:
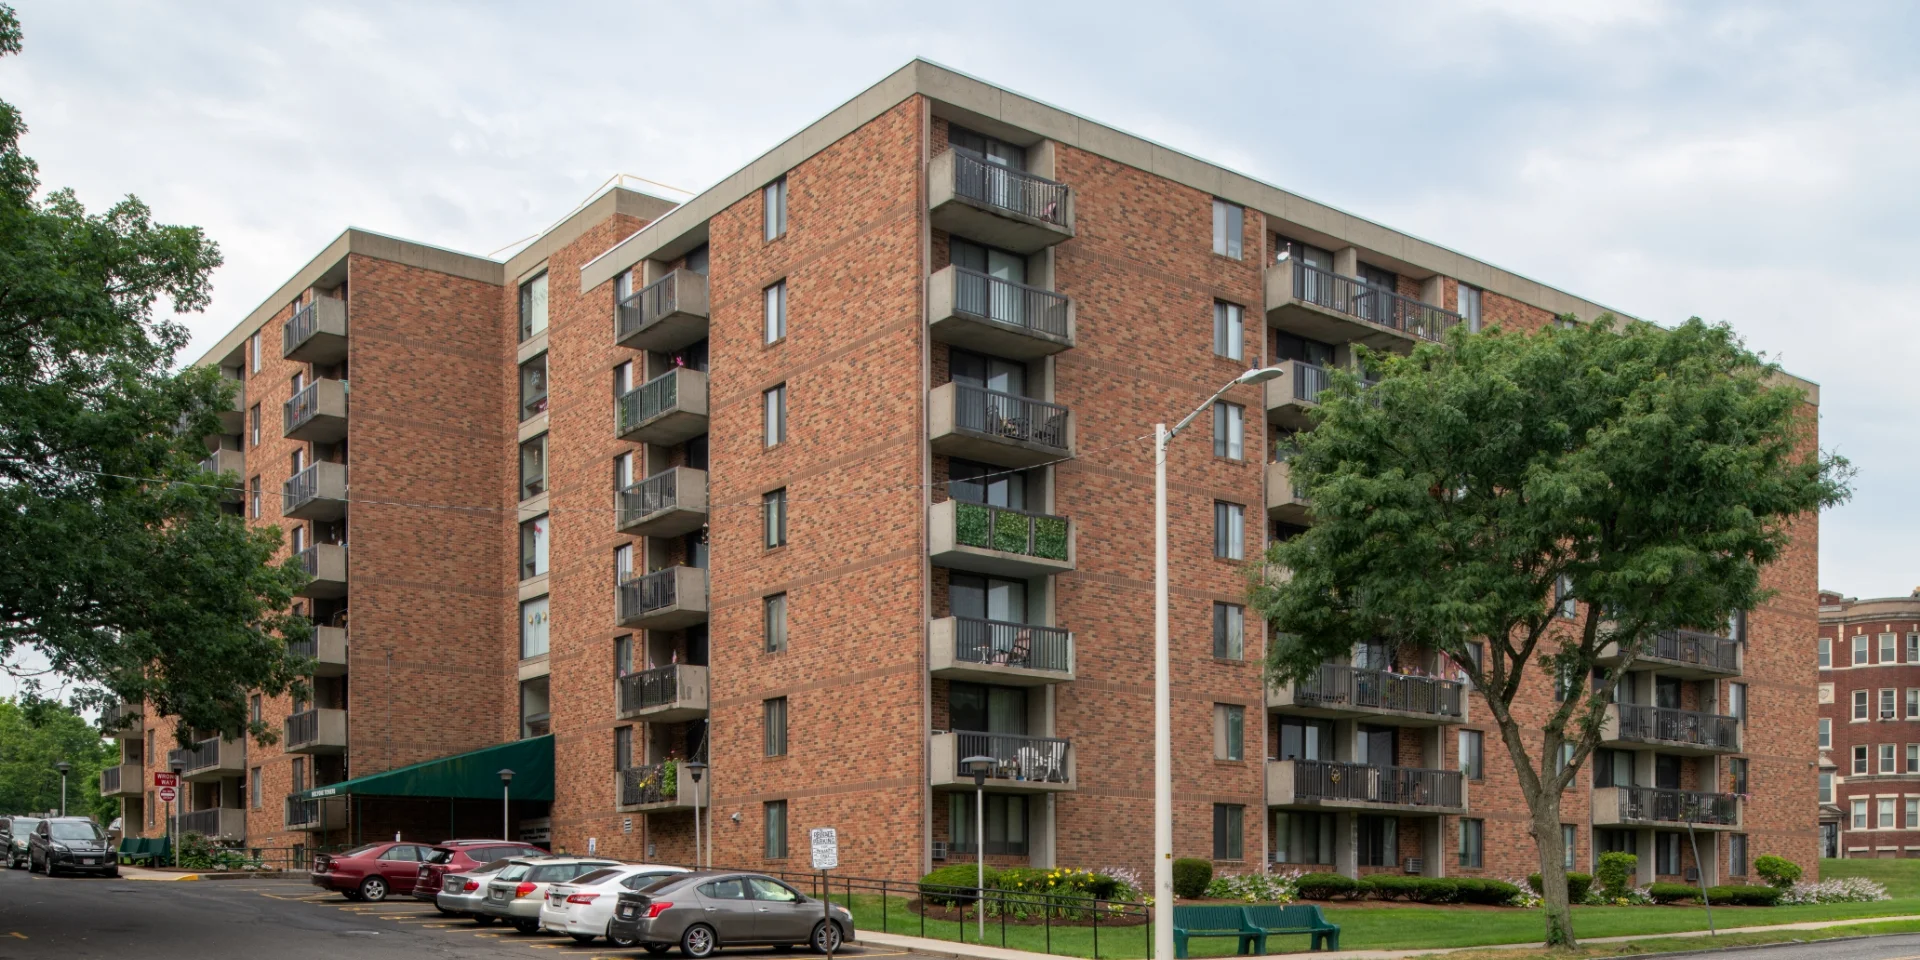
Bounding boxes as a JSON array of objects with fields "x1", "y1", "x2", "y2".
[{"x1": 0, "y1": 867, "x2": 931, "y2": 960}]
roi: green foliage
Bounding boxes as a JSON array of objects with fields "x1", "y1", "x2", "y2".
[
  {"x1": 0, "y1": 698, "x2": 114, "y2": 820},
  {"x1": 174, "y1": 832, "x2": 263, "y2": 872},
  {"x1": 1708, "y1": 884, "x2": 1784, "y2": 906},
  {"x1": 1293, "y1": 873, "x2": 1356, "y2": 900},
  {"x1": 954, "y1": 503, "x2": 990, "y2": 548},
  {"x1": 1597, "y1": 853, "x2": 1639, "y2": 900},
  {"x1": 920, "y1": 864, "x2": 996, "y2": 905},
  {"x1": 1648, "y1": 882, "x2": 1702, "y2": 904},
  {"x1": 1204, "y1": 872, "x2": 1293, "y2": 902},
  {"x1": 659, "y1": 759, "x2": 676, "y2": 798},
  {"x1": 0, "y1": 6, "x2": 308, "y2": 741},
  {"x1": 1367, "y1": 875, "x2": 1459, "y2": 903},
  {"x1": 1032, "y1": 516, "x2": 1069, "y2": 560},
  {"x1": 1453, "y1": 878, "x2": 1523, "y2": 905},
  {"x1": 1754, "y1": 855, "x2": 1802, "y2": 889},
  {"x1": 1527, "y1": 872, "x2": 1594, "y2": 902},
  {"x1": 1171, "y1": 858, "x2": 1212, "y2": 899}
]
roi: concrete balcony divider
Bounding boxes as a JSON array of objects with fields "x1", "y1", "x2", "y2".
[
  {"x1": 282, "y1": 297, "x2": 349, "y2": 364},
  {"x1": 615, "y1": 368, "x2": 708, "y2": 445},
  {"x1": 1266, "y1": 759, "x2": 1468, "y2": 814},
  {"x1": 616, "y1": 269, "x2": 710, "y2": 353},
  {"x1": 927, "y1": 149, "x2": 1074, "y2": 254},
  {"x1": 283, "y1": 379, "x2": 349, "y2": 443},
  {"x1": 927, "y1": 499, "x2": 1074, "y2": 579},
  {"x1": 214, "y1": 380, "x2": 246, "y2": 437},
  {"x1": 294, "y1": 544, "x2": 348, "y2": 599},
  {"x1": 929, "y1": 731, "x2": 1074, "y2": 793},
  {"x1": 284, "y1": 707, "x2": 348, "y2": 755},
  {"x1": 927, "y1": 616, "x2": 1074, "y2": 686},
  {"x1": 199, "y1": 448, "x2": 245, "y2": 478},
  {"x1": 926, "y1": 264, "x2": 1074, "y2": 358},
  {"x1": 283, "y1": 462, "x2": 349, "y2": 521}
]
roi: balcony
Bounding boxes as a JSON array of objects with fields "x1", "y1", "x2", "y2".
[
  {"x1": 1264, "y1": 360, "x2": 1329, "y2": 430},
  {"x1": 615, "y1": 368, "x2": 708, "y2": 445},
  {"x1": 179, "y1": 807, "x2": 247, "y2": 842},
  {"x1": 617, "y1": 468, "x2": 709, "y2": 538},
  {"x1": 927, "y1": 265, "x2": 1074, "y2": 358},
  {"x1": 1266, "y1": 759, "x2": 1467, "y2": 814},
  {"x1": 929, "y1": 383, "x2": 1071, "y2": 468},
  {"x1": 1267, "y1": 662, "x2": 1469, "y2": 726},
  {"x1": 928, "y1": 617, "x2": 1074, "y2": 686},
  {"x1": 616, "y1": 269, "x2": 710, "y2": 353},
  {"x1": 616, "y1": 566, "x2": 709, "y2": 631},
  {"x1": 284, "y1": 708, "x2": 348, "y2": 755},
  {"x1": 616, "y1": 664, "x2": 710, "y2": 723},
  {"x1": 177, "y1": 737, "x2": 246, "y2": 783},
  {"x1": 294, "y1": 544, "x2": 348, "y2": 599},
  {"x1": 282, "y1": 297, "x2": 349, "y2": 364},
  {"x1": 1266, "y1": 259, "x2": 1459, "y2": 353},
  {"x1": 285, "y1": 794, "x2": 347, "y2": 832},
  {"x1": 287, "y1": 625, "x2": 348, "y2": 677},
  {"x1": 282, "y1": 462, "x2": 348, "y2": 521},
  {"x1": 929, "y1": 731, "x2": 1074, "y2": 793},
  {"x1": 1592, "y1": 785, "x2": 1742, "y2": 831},
  {"x1": 616, "y1": 763, "x2": 699, "y2": 812},
  {"x1": 927, "y1": 149, "x2": 1074, "y2": 254},
  {"x1": 1597, "y1": 629, "x2": 1743, "y2": 680},
  {"x1": 101, "y1": 702, "x2": 142, "y2": 736},
  {"x1": 928, "y1": 499, "x2": 1074, "y2": 578},
  {"x1": 215, "y1": 379, "x2": 246, "y2": 437},
  {"x1": 199, "y1": 448, "x2": 245, "y2": 478},
  {"x1": 1266, "y1": 459, "x2": 1309, "y2": 525},
  {"x1": 1602, "y1": 704, "x2": 1741, "y2": 757},
  {"x1": 99, "y1": 762, "x2": 143, "y2": 798},
  {"x1": 283, "y1": 379, "x2": 348, "y2": 443}
]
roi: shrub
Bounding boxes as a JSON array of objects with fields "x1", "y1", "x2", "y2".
[
  {"x1": 920, "y1": 864, "x2": 997, "y2": 905},
  {"x1": 1452, "y1": 877, "x2": 1522, "y2": 906},
  {"x1": 1780, "y1": 877, "x2": 1890, "y2": 905},
  {"x1": 1526, "y1": 871, "x2": 1593, "y2": 902},
  {"x1": 1293, "y1": 872, "x2": 1356, "y2": 900},
  {"x1": 1648, "y1": 882, "x2": 1702, "y2": 904},
  {"x1": 1206, "y1": 872, "x2": 1294, "y2": 903},
  {"x1": 1172, "y1": 858, "x2": 1213, "y2": 900},
  {"x1": 1707, "y1": 884, "x2": 1783, "y2": 906},
  {"x1": 1753, "y1": 855, "x2": 1803, "y2": 889},
  {"x1": 1596, "y1": 852, "x2": 1638, "y2": 900},
  {"x1": 1372, "y1": 875, "x2": 1460, "y2": 903}
]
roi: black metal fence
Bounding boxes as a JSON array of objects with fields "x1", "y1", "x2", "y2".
[
  {"x1": 1615, "y1": 785, "x2": 1741, "y2": 826},
  {"x1": 1615, "y1": 704, "x2": 1740, "y2": 750},
  {"x1": 617, "y1": 371, "x2": 681, "y2": 433},
  {"x1": 283, "y1": 381, "x2": 322, "y2": 433},
  {"x1": 1289, "y1": 362, "x2": 1330, "y2": 403},
  {"x1": 617, "y1": 269, "x2": 706, "y2": 342},
  {"x1": 618, "y1": 471, "x2": 682, "y2": 528},
  {"x1": 951, "y1": 267, "x2": 1070, "y2": 338},
  {"x1": 1289, "y1": 259, "x2": 1458, "y2": 342},
  {"x1": 618, "y1": 762, "x2": 688, "y2": 807},
  {"x1": 951, "y1": 731, "x2": 1071, "y2": 785},
  {"x1": 1645, "y1": 629, "x2": 1742, "y2": 672},
  {"x1": 1294, "y1": 662, "x2": 1466, "y2": 719},
  {"x1": 285, "y1": 709, "x2": 321, "y2": 749},
  {"x1": 1291, "y1": 758, "x2": 1464, "y2": 808},
  {"x1": 617, "y1": 568, "x2": 694, "y2": 622},
  {"x1": 618, "y1": 664, "x2": 691, "y2": 713},
  {"x1": 952, "y1": 617, "x2": 1071, "y2": 673},
  {"x1": 952, "y1": 383, "x2": 1069, "y2": 449},
  {"x1": 283, "y1": 301, "x2": 320, "y2": 354},
  {"x1": 281, "y1": 463, "x2": 334, "y2": 513},
  {"x1": 950, "y1": 150, "x2": 1070, "y2": 227}
]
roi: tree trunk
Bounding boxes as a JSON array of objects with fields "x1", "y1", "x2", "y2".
[{"x1": 1526, "y1": 791, "x2": 1578, "y2": 948}]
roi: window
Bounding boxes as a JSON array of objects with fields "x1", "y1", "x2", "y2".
[
  {"x1": 1212, "y1": 603, "x2": 1244, "y2": 660},
  {"x1": 615, "y1": 726, "x2": 633, "y2": 771},
  {"x1": 614, "y1": 544, "x2": 633, "y2": 584},
  {"x1": 764, "y1": 800, "x2": 788, "y2": 858},
  {"x1": 519, "y1": 271, "x2": 549, "y2": 341},
  {"x1": 1554, "y1": 574, "x2": 1576, "y2": 619},
  {"x1": 1855, "y1": 634, "x2": 1870, "y2": 666},
  {"x1": 520, "y1": 353, "x2": 549, "y2": 421},
  {"x1": 250, "y1": 767, "x2": 262, "y2": 809},
  {"x1": 248, "y1": 331, "x2": 261, "y2": 373},
  {"x1": 520, "y1": 596, "x2": 550, "y2": 659},
  {"x1": 1883, "y1": 688, "x2": 1898, "y2": 719},
  {"x1": 519, "y1": 434, "x2": 548, "y2": 500},
  {"x1": 764, "y1": 281, "x2": 786, "y2": 342},
  {"x1": 1910, "y1": 633, "x2": 1919, "y2": 663},
  {"x1": 1819, "y1": 772, "x2": 1833, "y2": 804},
  {"x1": 248, "y1": 477, "x2": 261, "y2": 518},
  {"x1": 1729, "y1": 682, "x2": 1747, "y2": 724},
  {"x1": 248, "y1": 404, "x2": 261, "y2": 447},
  {"x1": 1855, "y1": 689, "x2": 1871, "y2": 721},
  {"x1": 1554, "y1": 661, "x2": 1581, "y2": 702},
  {"x1": 1910, "y1": 689, "x2": 1920, "y2": 720},
  {"x1": 1213, "y1": 401, "x2": 1244, "y2": 459},
  {"x1": 1459, "y1": 729, "x2": 1485, "y2": 780},
  {"x1": 1852, "y1": 798, "x2": 1868, "y2": 829},
  {"x1": 1458, "y1": 284, "x2": 1483, "y2": 333},
  {"x1": 764, "y1": 384, "x2": 787, "y2": 447},
  {"x1": 250, "y1": 694, "x2": 262, "y2": 724},
  {"x1": 1882, "y1": 798, "x2": 1898, "y2": 829},
  {"x1": 1271, "y1": 811, "x2": 1335, "y2": 865},
  {"x1": 614, "y1": 360, "x2": 635, "y2": 397},
  {"x1": 520, "y1": 675, "x2": 550, "y2": 738},
  {"x1": 146, "y1": 792, "x2": 154, "y2": 825},
  {"x1": 290, "y1": 524, "x2": 306, "y2": 554},
  {"x1": 1855, "y1": 745, "x2": 1869, "y2": 774},
  {"x1": 1214, "y1": 501, "x2": 1245, "y2": 560},
  {"x1": 615, "y1": 635, "x2": 633, "y2": 677},
  {"x1": 1211, "y1": 199, "x2": 1243, "y2": 259},
  {"x1": 1458, "y1": 819, "x2": 1484, "y2": 868},
  {"x1": 520, "y1": 515, "x2": 549, "y2": 579},
  {"x1": 1910, "y1": 744, "x2": 1919, "y2": 774},
  {"x1": 763, "y1": 177, "x2": 787, "y2": 241},
  {"x1": 948, "y1": 792, "x2": 1028, "y2": 855},
  {"x1": 1818, "y1": 637, "x2": 1831, "y2": 668},
  {"x1": 1883, "y1": 633, "x2": 1899, "y2": 664},
  {"x1": 764, "y1": 593, "x2": 788, "y2": 652},
  {"x1": 1654, "y1": 832, "x2": 1681, "y2": 875},
  {"x1": 763, "y1": 488, "x2": 787, "y2": 548},
  {"x1": 1882, "y1": 743, "x2": 1898, "y2": 774},
  {"x1": 1213, "y1": 301, "x2": 1245, "y2": 360},
  {"x1": 763, "y1": 698, "x2": 788, "y2": 757},
  {"x1": 614, "y1": 451, "x2": 635, "y2": 496},
  {"x1": 1818, "y1": 718, "x2": 1831, "y2": 748},
  {"x1": 1354, "y1": 814, "x2": 1396, "y2": 867},
  {"x1": 1562, "y1": 824, "x2": 1578, "y2": 870},
  {"x1": 1729, "y1": 757, "x2": 1749, "y2": 794},
  {"x1": 1214, "y1": 704, "x2": 1245, "y2": 761},
  {"x1": 1212, "y1": 804, "x2": 1244, "y2": 860}
]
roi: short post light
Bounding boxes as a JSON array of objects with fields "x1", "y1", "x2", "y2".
[
  {"x1": 497, "y1": 769, "x2": 514, "y2": 843},
  {"x1": 54, "y1": 761, "x2": 71, "y2": 817},
  {"x1": 685, "y1": 761, "x2": 708, "y2": 869},
  {"x1": 962, "y1": 755, "x2": 995, "y2": 942}
]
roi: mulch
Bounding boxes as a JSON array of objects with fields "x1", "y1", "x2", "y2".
[{"x1": 910, "y1": 898, "x2": 1149, "y2": 928}]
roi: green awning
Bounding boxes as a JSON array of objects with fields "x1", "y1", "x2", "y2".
[{"x1": 295, "y1": 735, "x2": 552, "y2": 802}]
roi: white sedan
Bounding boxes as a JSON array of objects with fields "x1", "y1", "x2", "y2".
[{"x1": 540, "y1": 864, "x2": 687, "y2": 944}]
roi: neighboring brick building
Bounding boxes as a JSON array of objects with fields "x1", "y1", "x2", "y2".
[
  {"x1": 1816, "y1": 589, "x2": 1920, "y2": 859},
  {"x1": 103, "y1": 60, "x2": 1819, "y2": 886}
]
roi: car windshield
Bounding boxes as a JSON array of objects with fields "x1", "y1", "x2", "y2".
[
  {"x1": 338, "y1": 843, "x2": 385, "y2": 858},
  {"x1": 496, "y1": 864, "x2": 533, "y2": 881},
  {"x1": 49, "y1": 822, "x2": 103, "y2": 842},
  {"x1": 10, "y1": 819, "x2": 41, "y2": 834},
  {"x1": 426, "y1": 848, "x2": 455, "y2": 864}
]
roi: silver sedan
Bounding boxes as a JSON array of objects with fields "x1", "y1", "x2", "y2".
[{"x1": 610, "y1": 871, "x2": 853, "y2": 958}]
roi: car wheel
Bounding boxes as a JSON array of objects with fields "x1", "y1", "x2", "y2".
[
  {"x1": 473, "y1": 914, "x2": 497, "y2": 926},
  {"x1": 512, "y1": 918, "x2": 541, "y2": 934},
  {"x1": 680, "y1": 923, "x2": 717, "y2": 959},
  {"x1": 810, "y1": 921, "x2": 842, "y2": 954},
  {"x1": 358, "y1": 877, "x2": 388, "y2": 902},
  {"x1": 607, "y1": 924, "x2": 638, "y2": 948}
]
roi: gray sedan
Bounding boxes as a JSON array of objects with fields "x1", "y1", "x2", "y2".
[
  {"x1": 609, "y1": 871, "x2": 853, "y2": 958},
  {"x1": 435, "y1": 858, "x2": 515, "y2": 920}
]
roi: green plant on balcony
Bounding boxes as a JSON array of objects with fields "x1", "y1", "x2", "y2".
[
  {"x1": 954, "y1": 502, "x2": 991, "y2": 548},
  {"x1": 991, "y1": 509, "x2": 1031, "y2": 554},
  {"x1": 659, "y1": 759, "x2": 677, "y2": 798},
  {"x1": 1032, "y1": 516, "x2": 1068, "y2": 560}
]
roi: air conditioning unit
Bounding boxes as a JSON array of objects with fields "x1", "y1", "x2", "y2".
[
  {"x1": 931, "y1": 842, "x2": 947, "y2": 861},
  {"x1": 1684, "y1": 867, "x2": 1700, "y2": 883},
  {"x1": 1884, "y1": 710, "x2": 1897, "y2": 720},
  {"x1": 1403, "y1": 857, "x2": 1423, "y2": 875}
]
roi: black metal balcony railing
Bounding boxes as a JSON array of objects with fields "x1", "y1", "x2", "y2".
[
  {"x1": 618, "y1": 472, "x2": 682, "y2": 528},
  {"x1": 952, "y1": 617, "x2": 1071, "y2": 673},
  {"x1": 1290, "y1": 363, "x2": 1331, "y2": 404},
  {"x1": 1294, "y1": 662, "x2": 1467, "y2": 719},
  {"x1": 296, "y1": 544, "x2": 341, "y2": 578},
  {"x1": 1616, "y1": 704, "x2": 1739, "y2": 750},
  {"x1": 179, "y1": 808, "x2": 233, "y2": 838},
  {"x1": 1293, "y1": 759, "x2": 1464, "y2": 808},
  {"x1": 282, "y1": 464, "x2": 333, "y2": 513},
  {"x1": 616, "y1": 371, "x2": 680, "y2": 434},
  {"x1": 952, "y1": 384, "x2": 1068, "y2": 449},
  {"x1": 951, "y1": 267, "x2": 1070, "y2": 339},
  {"x1": 167, "y1": 747, "x2": 195, "y2": 772},
  {"x1": 950, "y1": 150, "x2": 1069, "y2": 226},
  {"x1": 1641, "y1": 629, "x2": 1742, "y2": 672},
  {"x1": 1289, "y1": 260, "x2": 1459, "y2": 342},
  {"x1": 952, "y1": 501, "x2": 1070, "y2": 562},
  {"x1": 100, "y1": 702, "x2": 136, "y2": 732},
  {"x1": 619, "y1": 762, "x2": 695, "y2": 807},
  {"x1": 100, "y1": 765, "x2": 125, "y2": 794},
  {"x1": 285, "y1": 709, "x2": 321, "y2": 749},
  {"x1": 1615, "y1": 785, "x2": 1740, "y2": 825},
  {"x1": 282, "y1": 300, "x2": 322, "y2": 355},
  {"x1": 616, "y1": 270, "x2": 701, "y2": 342},
  {"x1": 287, "y1": 636, "x2": 317, "y2": 660},
  {"x1": 283, "y1": 381, "x2": 326, "y2": 434},
  {"x1": 285, "y1": 795, "x2": 322, "y2": 828},
  {"x1": 181, "y1": 737, "x2": 223, "y2": 772},
  {"x1": 951, "y1": 731, "x2": 1071, "y2": 784},
  {"x1": 618, "y1": 664, "x2": 689, "y2": 714},
  {"x1": 617, "y1": 568, "x2": 687, "y2": 621}
]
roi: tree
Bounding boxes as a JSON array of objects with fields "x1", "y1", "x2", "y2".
[
  {"x1": 0, "y1": 5, "x2": 307, "y2": 742},
  {"x1": 1252, "y1": 316, "x2": 1848, "y2": 947},
  {"x1": 0, "y1": 697, "x2": 116, "y2": 821}
]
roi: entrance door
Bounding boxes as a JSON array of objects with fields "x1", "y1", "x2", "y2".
[{"x1": 1821, "y1": 822, "x2": 1840, "y2": 859}]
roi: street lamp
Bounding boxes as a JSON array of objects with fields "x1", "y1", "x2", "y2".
[
  {"x1": 1154, "y1": 366, "x2": 1285, "y2": 960},
  {"x1": 685, "y1": 761, "x2": 708, "y2": 869},
  {"x1": 168, "y1": 757, "x2": 185, "y2": 869},
  {"x1": 497, "y1": 769, "x2": 514, "y2": 843},
  {"x1": 961, "y1": 755, "x2": 994, "y2": 942},
  {"x1": 54, "y1": 762, "x2": 70, "y2": 817}
]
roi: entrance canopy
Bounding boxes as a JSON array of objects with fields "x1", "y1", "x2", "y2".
[{"x1": 294, "y1": 735, "x2": 553, "y2": 802}]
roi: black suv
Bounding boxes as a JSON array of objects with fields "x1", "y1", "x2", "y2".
[
  {"x1": 28, "y1": 817, "x2": 115, "y2": 877},
  {"x1": 1, "y1": 817, "x2": 40, "y2": 869}
]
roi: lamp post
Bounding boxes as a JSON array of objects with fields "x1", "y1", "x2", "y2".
[
  {"x1": 54, "y1": 762, "x2": 70, "y2": 817},
  {"x1": 168, "y1": 757, "x2": 185, "y2": 869},
  {"x1": 497, "y1": 769, "x2": 514, "y2": 843},
  {"x1": 961, "y1": 755, "x2": 994, "y2": 942},
  {"x1": 685, "y1": 761, "x2": 707, "y2": 869},
  {"x1": 1154, "y1": 366, "x2": 1285, "y2": 960}
]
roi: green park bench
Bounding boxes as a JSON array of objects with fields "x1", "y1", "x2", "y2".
[
  {"x1": 117, "y1": 836, "x2": 171, "y2": 866},
  {"x1": 1171, "y1": 904, "x2": 1265, "y2": 958},
  {"x1": 1244, "y1": 903, "x2": 1341, "y2": 952}
]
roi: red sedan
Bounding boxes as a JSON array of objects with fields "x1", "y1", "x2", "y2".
[
  {"x1": 311, "y1": 841, "x2": 442, "y2": 901},
  {"x1": 412, "y1": 839, "x2": 548, "y2": 908}
]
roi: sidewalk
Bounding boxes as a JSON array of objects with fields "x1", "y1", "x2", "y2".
[
  {"x1": 857, "y1": 913, "x2": 1920, "y2": 960},
  {"x1": 118, "y1": 865, "x2": 300, "y2": 882}
]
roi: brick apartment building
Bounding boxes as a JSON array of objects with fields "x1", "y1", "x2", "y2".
[
  {"x1": 1816, "y1": 589, "x2": 1920, "y2": 859},
  {"x1": 99, "y1": 60, "x2": 1819, "y2": 886}
]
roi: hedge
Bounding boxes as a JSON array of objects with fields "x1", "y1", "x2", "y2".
[
  {"x1": 1526, "y1": 871, "x2": 1593, "y2": 902},
  {"x1": 1708, "y1": 884, "x2": 1784, "y2": 906},
  {"x1": 1172, "y1": 858, "x2": 1213, "y2": 900},
  {"x1": 1453, "y1": 877, "x2": 1522, "y2": 905},
  {"x1": 1366, "y1": 875, "x2": 1459, "y2": 903},
  {"x1": 1648, "y1": 882, "x2": 1702, "y2": 904},
  {"x1": 920, "y1": 864, "x2": 997, "y2": 905},
  {"x1": 1294, "y1": 873, "x2": 1358, "y2": 900},
  {"x1": 1754, "y1": 855, "x2": 1803, "y2": 889}
]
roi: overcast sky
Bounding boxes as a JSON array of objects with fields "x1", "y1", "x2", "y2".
[{"x1": 4, "y1": 0, "x2": 1916, "y2": 603}]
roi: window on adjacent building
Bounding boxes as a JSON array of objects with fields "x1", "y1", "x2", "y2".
[
  {"x1": 764, "y1": 800, "x2": 788, "y2": 858},
  {"x1": 764, "y1": 593, "x2": 788, "y2": 653},
  {"x1": 520, "y1": 675, "x2": 550, "y2": 738},
  {"x1": 1729, "y1": 834, "x2": 1749, "y2": 877},
  {"x1": 1855, "y1": 745, "x2": 1870, "y2": 774},
  {"x1": 1213, "y1": 301, "x2": 1245, "y2": 360},
  {"x1": 764, "y1": 281, "x2": 787, "y2": 343},
  {"x1": 248, "y1": 332, "x2": 261, "y2": 373},
  {"x1": 1852, "y1": 798, "x2": 1869, "y2": 829},
  {"x1": 248, "y1": 476, "x2": 261, "y2": 518},
  {"x1": 1212, "y1": 804, "x2": 1244, "y2": 860},
  {"x1": 1212, "y1": 603, "x2": 1244, "y2": 660},
  {"x1": 763, "y1": 177, "x2": 787, "y2": 241},
  {"x1": 1909, "y1": 743, "x2": 1919, "y2": 773},
  {"x1": 1883, "y1": 688, "x2": 1898, "y2": 719},
  {"x1": 1459, "y1": 819, "x2": 1485, "y2": 868},
  {"x1": 1729, "y1": 682, "x2": 1747, "y2": 724},
  {"x1": 1910, "y1": 633, "x2": 1920, "y2": 663},
  {"x1": 1882, "y1": 743, "x2": 1898, "y2": 774},
  {"x1": 1213, "y1": 401, "x2": 1244, "y2": 460},
  {"x1": 1882, "y1": 798, "x2": 1898, "y2": 829},
  {"x1": 1459, "y1": 284, "x2": 1483, "y2": 333},
  {"x1": 519, "y1": 596, "x2": 551, "y2": 659},
  {"x1": 519, "y1": 434, "x2": 548, "y2": 501},
  {"x1": 1884, "y1": 633, "x2": 1899, "y2": 664},
  {"x1": 1909, "y1": 689, "x2": 1919, "y2": 719},
  {"x1": 764, "y1": 384, "x2": 787, "y2": 447},
  {"x1": 1818, "y1": 717, "x2": 1831, "y2": 748},
  {"x1": 1211, "y1": 199, "x2": 1243, "y2": 259},
  {"x1": 1910, "y1": 799, "x2": 1920, "y2": 830},
  {"x1": 1819, "y1": 637, "x2": 1832, "y2": 668},
  {"x1": 1554, "y1": 574, "x2": 1576, "y2": 619},
  {"x1": 249, "y1": 767, "x2": 262, "y2": 809},
  {"x1": 520, "y1": 515, "x2": 549, "y2": 579},
  {"x1": 1459, "y1": 729, "x2": 1485, "y2": 781},
  {"x1": 520, "y1": 353, "x2": 549, "y2": 421},
  {"x1": 248, "y1": 404, "x2": 261, "y2": 447},
  {"x1": 614, "y1": 634, "x2": 633, "y2": 677},
  {"x1": 1214, "y1": 501, "x2": 1245, "y2": 560},
  {"x1": 1855, "y1": 634, "x2": 1870, "y2": 665},
  {"x1": 615, "y1": 725, "x2": 633, "y2": 771},
  {"x1": 1214, "y1": 704, "x2": 1245, "y2": 761},
  {"x1": 764, "y1": 488, "x2": 788, "y2": 548},
  {"x1": 763, "y1": 697, "x2": 788, "y2": 757},
  {"x1": 1856, "y1": 689, "x2": 1871, "y2": 720},
  {"x1": 1729, "y1": 757, "x2": 1749, "y2": 794},
  {"x1": 1819, "y1": 772, "x2": 1833, "y2": 804},
  {"x1": 519, "y1": 271, "x2": 549, "y2": 341}
]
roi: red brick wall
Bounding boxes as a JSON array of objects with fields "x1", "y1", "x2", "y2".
[{"x1": 1820, "y1": 601, "x2": 1920, "y2": 858}]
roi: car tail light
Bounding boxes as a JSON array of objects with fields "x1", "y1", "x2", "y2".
[
  {"x1": 515, "y1": 882, "x2": 537, "y2": 898},
  {"x1": 464, "y1": 879, "x2": 480, "y2": 892},
  {"x1": 646, "y1": 901, "x2": 674, "y2": 919},
  {"x1": 565, "y1": 893, "x2": 598, "y2": 905}
]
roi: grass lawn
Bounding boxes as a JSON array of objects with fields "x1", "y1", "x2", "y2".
[
  {"x1": 1409, "y1": 917, "x2": 1920, "y2": 959},
  {"x1": 1822, "y1": 857, "x2": 1920, "y2": 898}
]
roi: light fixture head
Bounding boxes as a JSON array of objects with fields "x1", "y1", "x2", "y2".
[
  {"x1": 1233, "y1": 366, "x2": 1285, "y2": 386},
  {"x1": 498, "y1": 767, "x2": 515, "y2": 785}
]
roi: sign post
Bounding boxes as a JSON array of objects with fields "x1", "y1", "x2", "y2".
[
  {"x1": 153, "y1": 772, "x2": 179, "y2": 868},
  {"x1": 809, "y1": 827, "x2": 839, "y2": 960}
]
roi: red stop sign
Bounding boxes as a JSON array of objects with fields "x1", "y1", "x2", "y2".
[{"x1": 156, "y1": 785, "x2": 176, "y2": 803}]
